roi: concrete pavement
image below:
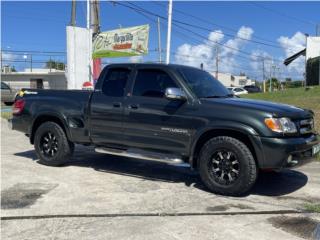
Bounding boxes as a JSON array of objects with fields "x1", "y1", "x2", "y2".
[{"x1": 1, "y1": 119, "x2": 320, "y2": 239}]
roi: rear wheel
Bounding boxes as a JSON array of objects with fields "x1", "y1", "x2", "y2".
[
  {"x1": 198, "y1": 136, "x2": 257, "y2": 196},
  {"x1": 34, "y1": 121, "x2": 74, "y2": 166}
]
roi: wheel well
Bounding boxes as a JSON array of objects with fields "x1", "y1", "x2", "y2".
[
  {"x1": 192, "y1": 129, "x2": 257, "y2": 169},
  {"x1": 30, "y1": 115, "x2": 67, "y2": 144}
]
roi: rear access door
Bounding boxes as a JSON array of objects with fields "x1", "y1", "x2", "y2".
[{"x1": 89, "y1": 66, "x2": 133, "y2": 147}]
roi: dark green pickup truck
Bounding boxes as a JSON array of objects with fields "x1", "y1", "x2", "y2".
[{"x1": 10, "y1": 63, "x2": 320, "y2": 196}]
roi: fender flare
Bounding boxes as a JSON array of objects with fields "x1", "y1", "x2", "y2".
[
  {"x1": 30, "y1": 111, "x2": 71, "y2": 143},
  {"x1": 189, "y1": 121, "x2": 264, "y2": 168}
]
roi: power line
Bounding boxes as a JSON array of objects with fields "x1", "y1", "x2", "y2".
[
  {"x1": 114, "y1": 1, "x2": 284, "y2": 63},
  {"x1": 150, "y1": 0, "x2": 285, "y2": 46},
  {"x1": 1, "y1": 50, "x2": 66, "y2": 55},
  {"x1": 249, "y1": 2, "x2": 317, "y2": 27},
  {"x1": 124, "y1": 1, "x2": 285, "y2": 50},
  {"x1": 112, "y1": 2, "x2": 278, "y2": 79}
]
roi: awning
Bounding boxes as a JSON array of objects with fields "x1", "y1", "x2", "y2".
[{"x1": 283, "y1": 48, "x2": 306, "y2": 66}]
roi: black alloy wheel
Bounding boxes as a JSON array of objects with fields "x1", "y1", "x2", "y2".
[
  {"x1": 208, "y1": 150, "x2": 240, "y2": 185},
  {"x1": 40, "y1": 131, "x2": 59, "y2": 158}
]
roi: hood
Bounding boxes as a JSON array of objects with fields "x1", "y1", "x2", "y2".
[{"x1": 201, "y1": 97, "x2": 313, "y2": 119}]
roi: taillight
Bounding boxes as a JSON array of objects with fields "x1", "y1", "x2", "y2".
[{"x1": 12, "y1": 99, "x2": 25, "y2": 115}]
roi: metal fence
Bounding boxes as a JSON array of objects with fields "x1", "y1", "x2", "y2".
[{"x1": 1, "y1": 50, "x2": 66, "y2": 73}]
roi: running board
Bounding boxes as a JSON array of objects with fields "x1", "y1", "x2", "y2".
[{"x1": 95, "y1": 147, "x2": 184, "y2": 165}]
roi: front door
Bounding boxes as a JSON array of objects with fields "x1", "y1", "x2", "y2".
[
  {"x1": 89, "y1": 67, "x2": 132, "y2": 147},
  {"x1": 122, "y1": 67, "x2": 194, "y2": 156}
]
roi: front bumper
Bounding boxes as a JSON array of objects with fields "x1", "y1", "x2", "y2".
[{"x1": 260, "y1": 134, "x2": 320, "y2": 169}]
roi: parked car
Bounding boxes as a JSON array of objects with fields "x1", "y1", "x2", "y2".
[
  {"x1": 1, "y1": 81, "x2": 16, "y2": 105},
  {"x1": 227, "y1": 87, "x2": 248, "y2": 96},
  {"x1": 10, "y1": 64, "x2": 320, "y2": 196},
  {"x1": 243, "y1": 85, "x2": 261, "y2": 93}
]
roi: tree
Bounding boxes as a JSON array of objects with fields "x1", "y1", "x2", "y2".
[
  {"x1": 45, "y1": 60, "x2": 65, "y2": 70},
  {"x1": 10, "y1": 66, "x2": 17, "y2": 72},
  {"x1": 265, "y1": 78, "x2": 280, "y2": 91}
]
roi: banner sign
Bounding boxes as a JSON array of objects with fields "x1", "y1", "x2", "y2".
[{"x1": 92, "y1": 24, "x2": 149, "y2": 58}]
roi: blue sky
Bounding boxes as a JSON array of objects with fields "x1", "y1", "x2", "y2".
[{"x1": 2, "y1": 1, "x2": 320, "y2": 80}]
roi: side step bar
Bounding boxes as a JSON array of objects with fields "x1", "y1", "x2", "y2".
[{"x1": 95, "y1": 147, "x2": 185, "y2": 165}]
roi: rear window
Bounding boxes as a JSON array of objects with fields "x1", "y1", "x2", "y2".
[{"x1": 101, "y1": 68, "x2": 131, "y2": 97}]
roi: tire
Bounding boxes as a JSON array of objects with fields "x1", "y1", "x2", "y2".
[
  {"x1": 34, "y1": 121, "x2": 74, "y2": 166},
  {"x1": 198, "y1": 136, "x2": 257, "y2": 196}
]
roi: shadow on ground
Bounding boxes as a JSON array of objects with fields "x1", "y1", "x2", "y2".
[{"x1": 14, "y1": 147, "x2": 308, "y2": 197}]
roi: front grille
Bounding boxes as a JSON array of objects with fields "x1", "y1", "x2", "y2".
[{"x1": 299, "y1": 118, "x2": 314, "y2": 135}]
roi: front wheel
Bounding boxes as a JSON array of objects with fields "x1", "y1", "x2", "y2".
[
  {"x1": 198, "y1": 136, "x2": 257, "y2": 196},
  {"x1": 34, "y1": 121, "x2": 74, "y2": 166}
]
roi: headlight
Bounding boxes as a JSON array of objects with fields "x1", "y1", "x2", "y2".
[{"x1": 264, "y1": 117, "x2": 297, "y2": 133}]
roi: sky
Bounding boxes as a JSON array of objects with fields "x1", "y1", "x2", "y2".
[{"x1": 2, "y1": 1, "x2": 320, "y2": 81}]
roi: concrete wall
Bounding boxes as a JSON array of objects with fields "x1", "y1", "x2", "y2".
[
  {"x1": 1, "y1": 72, "x2": 67, "y2": 91},
  {"x1": 66, "y1": 26, "x2": 92, "y2": 89},
  {"x1": 211, "y1": 72, "x2": 253, "y2": 87}
]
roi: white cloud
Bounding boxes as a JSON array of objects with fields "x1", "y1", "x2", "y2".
[
  {"x1": 1, "y1": 52, "x2": 16, "y2": 61},
  {"x1": 250, "y1": 49, "x2": 273, "y2": 78},
  {"x1": 278, "y1": 31, "x2": 306, "y2": 75},
  {"x1": 174, "y1": 26, "x2": 254, "y2": 74}
]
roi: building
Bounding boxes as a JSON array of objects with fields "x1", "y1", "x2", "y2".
[
  {"x1": 1, "y1": 68, "x2": 67, "y2": 90},
  {"x1": 284, "y1": 36, "x2": 320, "y2": 86},
  {"x1": 210, "y1": 72, "x2": 254, "y2": 87}
]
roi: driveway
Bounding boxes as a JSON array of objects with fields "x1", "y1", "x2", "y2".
[{"x1": 1, "y1": 119, "x2": 320, "y2": 239}]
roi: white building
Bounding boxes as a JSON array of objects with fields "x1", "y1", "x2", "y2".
[
  {"x1": 1, "y1": 68, "x2": 67, "y2": 90},
  {"x1": 210, "y1": 72, "x2": 254, "y2": 87}
]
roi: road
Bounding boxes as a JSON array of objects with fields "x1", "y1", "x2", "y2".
[{"x1": 1, "y1": 119, "x2": 320, "y2": 239}]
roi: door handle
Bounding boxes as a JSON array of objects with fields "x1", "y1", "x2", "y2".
[
  {"x1": 128, "y1": 104, "x2": 139, "y2": 109},
  {"x1": 113, "y1": 102, "x2": 122, "y2": 108}
]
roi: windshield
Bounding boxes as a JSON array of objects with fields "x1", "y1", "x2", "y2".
[{"x1": 178, "y1": 66, "x2": 231, "y2": 98}]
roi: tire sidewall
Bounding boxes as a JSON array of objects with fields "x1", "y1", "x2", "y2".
[
  {"x1": 34, "y1": 122, "x2": 73, "y2": 166},
  {"x1": 199, "y1": 136, "x2": 257, "y2": 195}
]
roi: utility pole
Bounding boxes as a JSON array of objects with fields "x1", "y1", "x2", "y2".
[
  {"x1": 304, "y1": 33, "x2": 309, "y2": 87},
  {"x1": 157, "y1": 17, "x2": 162, "y2": 63},
  {"x1": 91, "y1": 0, "x2": 101, "y2": 85},
  {"x1": 215, "y1": 44, "x2": 219, "y2": 79},
  {"x1": 262, "y1": 58, "x2": 266, "y2": 92},
  {"x1": 70, "y1": 0, "x2": 76, "y2": 26},
  {"x1": 91, "y1": 0, "x2": 100, "y2": 34},
  {"x1": 166, "y1": 0, "x2": 173, "y2": 64},
  {"x1": 30, "y1": 54, "x2": 32, "y2": 72},
  {"x1": 269, "y1": 58, "x2": 275, "y2": 92}
]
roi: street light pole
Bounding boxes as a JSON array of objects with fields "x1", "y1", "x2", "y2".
[
  {"x1": 157, "y1": 17, "x2": 162, "y2": 63},
  {"x1": 166, "y1": 0, "x2": 173, "y2": 64},
  {"x1": 304, "y1": 33, "x2": 309, "y2": 87},
  {"x1": 87, "y1": 0, "x2": 92, "y2": 82}
]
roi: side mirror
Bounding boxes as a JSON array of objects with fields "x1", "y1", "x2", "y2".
[{"x1": 165, "y1": 88, "x2": 187, "y2": 101}]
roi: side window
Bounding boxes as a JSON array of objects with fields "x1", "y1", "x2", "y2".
[
  {"x1": 102, "y1": 68, "x2": 131, "y2": 97},
  {"x1": 133, "y1": 69, "x2": 177, "y2": 98}
]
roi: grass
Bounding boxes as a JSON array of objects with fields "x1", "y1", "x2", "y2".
[
  {"x1": 1, "y1": 111, "x2": 12, "y2": 120},
  {"x1": 304, "y1": 203, "x2": 320, "y2": 213}
]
